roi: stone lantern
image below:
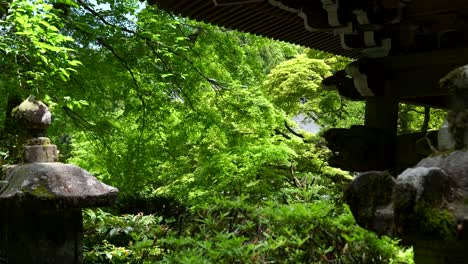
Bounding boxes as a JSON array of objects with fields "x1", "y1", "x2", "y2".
[{"x1": 0, "y1": 96, "x2": 118, "y2": 263}]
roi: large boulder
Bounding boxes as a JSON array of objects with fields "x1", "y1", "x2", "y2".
[{"x1": 345, "y1": 151, "x2": 468, "y2": 242}]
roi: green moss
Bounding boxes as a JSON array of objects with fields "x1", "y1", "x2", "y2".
[
  {"x1": 16, "y1": 96, "x2": 40, "y2": 112},
  {"x1": 26, "y1": 184, "x2": 54, "y2": 198},
  {"x1": 414, "y1": 203, "x2": 455, "y2": 240}
]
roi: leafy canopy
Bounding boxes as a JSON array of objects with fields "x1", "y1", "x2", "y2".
[{"x1": 0, "y1": 0, "x2": 420, "y2": 263}]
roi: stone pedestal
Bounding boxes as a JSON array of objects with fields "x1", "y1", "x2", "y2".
[
  {"x1": 413, "y1": 240, "x2": 468, "y2": 264},
  {"x1": 23, "y1": 137, "x2": 58, "y2": 163},
  {"x1": 3, "y1": 207, "x2": 83, "y2": 264},
  {"x1": 0, "y1": 163, "x2": 118, "y2": 264}
]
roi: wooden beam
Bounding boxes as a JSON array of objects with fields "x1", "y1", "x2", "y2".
[
  {"x1": 402, "y1": 96, "x2": 450, "y2": 109},
  {"x1": 376, "y1": 48, "x2": 468, "y2": 98}
]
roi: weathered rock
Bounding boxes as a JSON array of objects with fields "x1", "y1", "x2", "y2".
[
  {"x1": 344, "y1": 171, "x2": 395, "y2": 235},
  {"x1": 347, "y1": 151, "x2": 468, "y2": 234},
  {"x1": 439, "y1": 65, "x2": 468, "y2": 149},
  {"x1": 396, "y1": 167, "x2": 453, "y2": 204},
  {"x1": 417, "y1": 151, "x2": 468, "y2": 191},
  {"x1": 439, "y1": 65, "x2": 468, "y2": 110},
  {"x1": 0, "y1": 163, "x2": 118, "y2": 207},
  {"x1": 345, "y1": 150, "x2": 468, "y2": 264}
]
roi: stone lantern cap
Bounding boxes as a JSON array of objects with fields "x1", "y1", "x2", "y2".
[
  {"x1": 0, "y1": 163, "x2": 118, "y2": 207},
  {"x1": 0, "y1": 96, "x2": 118, "y2": 207}
]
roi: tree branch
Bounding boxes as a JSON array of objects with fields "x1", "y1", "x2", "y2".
[
  {"x1": 421, "y1": 106, "x2": 430, "y2": 133},
  {"x1": 94, "y1": 37, "x2": 147, "y2": 166},
  {"x1": 274, "y1": 129, "x2": 291, "y2": 140},
  {"x1": 76, "y1": 0, "x2": 213, "y2": 104},
  {"x1": 284, "y1": 120, "x2": 310, "y2": 143}
]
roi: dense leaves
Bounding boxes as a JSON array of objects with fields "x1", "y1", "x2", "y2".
[
  {"x1": 83, "y1": 172, "x2": 414, "y2": 263},
  {"x1": 0, "y1": 0, "x2": 428, "y2": 263},
  {"x1": 262, "y1": 53, "x2": 365, "y2": 128},
  {"x1": 1, "y1": 0, "x2": 80, "y2": 93}
]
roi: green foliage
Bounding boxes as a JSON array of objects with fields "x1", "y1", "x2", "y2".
[
  {"x1": 262, "y1": 54, "x2": 331, "y2": 115},
  {"x1": 398, "y1": 104, "x2": 446, "y2": 134},
  {"x1": 61, "y1": 2, "x2": 300, "y2": 203},
  {"x1": 0, "y1": 0, "x2": 421, "y2": 263},
  {"x1": 83, "y1": 177, "x2": 414, "y2": 263},
  {"x1": 83, "y1": 209, "x2": 167, "y2": 263},
  {"x1": 0, "y1": 0, "x2": 81, "y2": 163},
  {"x1": 0, "y1": 0, "x2": 80, "y2": 92},
  {"x1": 262, "y1": 53, "x2": 365, "y2": 128}
]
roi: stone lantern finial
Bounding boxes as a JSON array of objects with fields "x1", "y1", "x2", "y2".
[
  {"x1": 12, "y1": 96, "x2": 57, "y2": 163},
  {"x1": 12, "y1": 95, "x2": 51, "y2": 137}
]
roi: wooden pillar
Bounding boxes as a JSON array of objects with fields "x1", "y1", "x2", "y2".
[
  {"x1": 364, "y1": 97, "x2": 399, "y2": 135},
  {"x1": 364, "y1": 96, "x2": 399, "y2": 170}
]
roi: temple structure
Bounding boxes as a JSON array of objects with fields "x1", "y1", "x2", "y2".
[{"x1": 148, "y1": 1, "x2": 468, "y2": 263}]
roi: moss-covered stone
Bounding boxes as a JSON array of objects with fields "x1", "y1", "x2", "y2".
[
  {"x1": 12, "y1": 96, "x2": 51, "y2": 138},
  {"x1": 344, "y1": 171, "x2": 395, "y2": 235},
  {"x1": 0, "y1": 163, "x2": 118, "y2": 207},
  {"x1": 25, "y1": 184, "x2": 55, "y2": 199},
  {"x1": 414, "y1": 203, "x2": 456, "y2": 240}
]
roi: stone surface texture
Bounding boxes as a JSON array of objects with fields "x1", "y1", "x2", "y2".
[
  {"x1": 0, "y1": 163, "x2": 118, "y2": 207},
  {"x1": 345, "y1": 150, "x2": 468, "y2": 263},
  {"x1": 23, "y1": 145, "x2": 59, "y2": 163},
  {"x1": 12, "y1": 96, "x2": 51, "y2": 131}
]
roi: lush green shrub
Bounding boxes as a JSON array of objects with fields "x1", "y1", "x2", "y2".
[
  {"x1": 82, "y1": 135, "x2": 413, "y2": 264},
  {"x1": 83, "y1": 194, "x2": 414, "y2": 263},
  {"x1": 83, "y1": 209, "x2": 168, "y2": 263}
]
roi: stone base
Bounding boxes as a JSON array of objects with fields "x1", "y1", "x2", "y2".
[
  {"x1": 1, "y1": 207, "x2": 83, "y2": 264},
  {"x1": 414, "y1": 239, "x2": 468, "y2": 264}
]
